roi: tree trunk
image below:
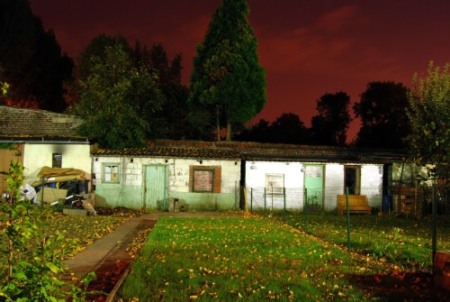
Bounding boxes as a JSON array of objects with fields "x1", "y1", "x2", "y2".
[
  {"x1": 226, "y1": 120, "x2": 232, "y2": 141},
  {"x1": 216, "y1": 106, "x2": 221, "y2": 141}
]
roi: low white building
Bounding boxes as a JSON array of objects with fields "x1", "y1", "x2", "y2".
[
  {"x1": 0, "y1": 107, "x2": 405, "y2": 213},
  {"x1": 0, "y1": 106, "x2": 91, "y2": 192},
  {"x1": 91, "y1": 141, "x2": 241, "y2": 210},
  {"x1": 242, "y1": 144, "x2": 398, "y2": 212},
  {"x1": 91, "y1": 141, "x2": 403, "y2": 212}
]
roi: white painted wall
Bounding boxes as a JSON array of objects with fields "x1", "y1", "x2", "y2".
[
  {"x1": 23, "y1": 144, "x2": 91, "y2": 184},
  {"x1": 93, "y1": 156, "x2": 241, "y2": 194},
  {"x1": 170, "y1": 158, "x2": 241, "y2": 193},
  {"x1": 361, "y1": 164, "x2": 384, "y2": 207},
  {"x1": 246, "y1": 161, "x2": 385, "y2": 211},
  {"x1": 324, "y1": 163, "x2": 345, "y2": 210},
  {"x1": 91, "y1": 155, "x2": 385, "y2": 211},
  {"x1": 245, "y1": 161, "x2": 304, "y2": 209}
]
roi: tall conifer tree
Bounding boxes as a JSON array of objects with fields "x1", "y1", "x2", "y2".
[{"x1": 189, "y1": 0, "x2": 266, "y2": 141}]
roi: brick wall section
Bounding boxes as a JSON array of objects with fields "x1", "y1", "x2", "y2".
[{"x1": 0, "y1": 106, "x2": 83, "y2": 137}]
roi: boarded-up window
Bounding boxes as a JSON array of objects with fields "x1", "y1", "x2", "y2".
[
  {"x1": 52, "y1": 153, "x2": 62, "y2": 168},
  {"x1": 102, "y1": 163, "x2": 120, "y2": 183},
  {"x1": 190, "y1": 166, "x2": 221, "y2": 193},
  {"x1": 265, "y1": 173, "x2": 284, "y2": 195}
]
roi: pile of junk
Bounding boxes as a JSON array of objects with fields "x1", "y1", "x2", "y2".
[{"x1": 22, "y1": 166, "x2": 97, "y2": 216}]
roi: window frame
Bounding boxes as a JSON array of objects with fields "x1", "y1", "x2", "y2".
[
  {"x1": 102, "y1": 163, "x2": 121, "y2": 184},
  {"x1": 189, "y1": 165, "x2": 221, "y2": 193},
  {"x1": 191, "y1": 167, "x2": 215, "y2": 193},
  {"x1": 265, "y1": 173, "x2": 285, "y2": 195},
  {"x1": 52, "y1": 153, "x2": 62, "y2": 168}
]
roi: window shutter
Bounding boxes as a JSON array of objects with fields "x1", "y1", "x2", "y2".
[
  {"x1": 189, "y1": 165, "x2": 194, "y2": 192},
  {"x1": 214, "y1": 166, "x2": 221, "y2": 193}
]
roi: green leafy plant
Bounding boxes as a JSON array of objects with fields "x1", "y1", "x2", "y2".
[{"x1": 0, "y1": 160, "x2": 91, "y2": 301}]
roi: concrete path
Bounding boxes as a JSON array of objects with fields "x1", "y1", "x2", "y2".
[
  {"x1": 64, "y1": 211, "x2": 242, "y2": 277},
  {"x1": 64, "y1": 216, "x2": 156, "y2": 277}
]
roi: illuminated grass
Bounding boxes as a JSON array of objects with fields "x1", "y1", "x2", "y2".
[
  {"x1": 119, "y1": 217, "x2": 386, "y2": 301},
  {"x1": 274, "y1": 212, "x2": 450, "y2": 271},
  {"x1": 0, "y1": 211, "x2": 128, "y2": 278}
]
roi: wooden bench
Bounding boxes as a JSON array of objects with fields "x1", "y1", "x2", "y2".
[{"x1": 337, "y1": 195, "x2": 371, "y2": 215}]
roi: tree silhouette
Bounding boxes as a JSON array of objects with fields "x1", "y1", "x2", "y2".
[
  {"x1": 270, "y1": 113, "x2": 309, "y2": 144},
  {"x1": 236, "y1": 113, "x2": 308, "y2": 144},
  {"x1": 0, "y1": 0, "x2": 72, "y2": 111},
  {"x1": 310, "y1": 92, "x2": 351, "y2": 146},
  {"x1": 134, "y1": 43, "x2": 191, "y2": 139},
  {"x1": 353, "y1": 81, "x2": 410, "y2": 149},
  {"x1": 235, "y1": 119, "x2": 271, "y2": 142}
]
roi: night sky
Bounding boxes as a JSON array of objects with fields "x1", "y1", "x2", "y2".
[{"x1": 30, "y1": 0, "x2": 450, "y2": 138}]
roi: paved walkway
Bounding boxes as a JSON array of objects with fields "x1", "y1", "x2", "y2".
[
  {"x1": 64, "y1": 211, "x2": 242, "y2": 277},
  {"x1": 64, "y1": 216, "x2": 153, "y2": 277}
]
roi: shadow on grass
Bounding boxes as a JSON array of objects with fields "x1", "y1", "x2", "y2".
[{"x1": 347, "y1": 271, "x2": 448, "y2": 302}]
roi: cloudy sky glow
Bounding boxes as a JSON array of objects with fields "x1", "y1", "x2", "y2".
[{"x1": 30, "y1": 0, "x2": 450, "y2": 138}]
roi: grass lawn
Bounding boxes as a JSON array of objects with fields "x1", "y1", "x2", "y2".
[
  {"x1": 273, "y1": 212, "x2": 450, "y2": 272},
  {"x1": 118, "y1": 216, "x2": 394, "y2": 301},
  {"x1": 0, "y1": 210, "x2": 129, "y2": 278}
]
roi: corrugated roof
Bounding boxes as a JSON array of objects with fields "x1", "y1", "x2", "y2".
[{"x1": 0, "y1": 106, "x2": 85, "y2": 140}]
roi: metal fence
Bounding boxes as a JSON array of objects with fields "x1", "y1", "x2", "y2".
[
  {"x1": 246, "y1": 182, "x2": 449, "y2": 217},
  {"x1": 247, "y1": 186, "x2": 382, "y2": 213}
]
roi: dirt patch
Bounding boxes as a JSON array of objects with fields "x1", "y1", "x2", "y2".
[
  {"x1": 85, "y1": 218, "x2": 156, "y2": 302},
  {"x1": 348, "y1": 271, "x2": 449, "y2": 301}
]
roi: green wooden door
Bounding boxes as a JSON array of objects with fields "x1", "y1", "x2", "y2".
[
  {"x1": 304, "y1": 164, "x2": 324, "y2": 211},
  {"x1": 143, "y1": 165, "x2": 167, "y2": 209}
]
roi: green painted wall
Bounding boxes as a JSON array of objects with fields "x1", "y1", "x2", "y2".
[
  {"x1": 94, "y1": 184, "x2": 144, "y2": 209},
  {"x1": 94, "y1": 183, "x2": 238, "y2": 211},
  {"x1": 169, "y1": 192, "x2": 238, "y2": 211}
]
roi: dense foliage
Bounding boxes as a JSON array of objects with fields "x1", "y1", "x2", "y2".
[
  {"x1": 0, "y1": 0, "x2": 72, "y2": 111},
  {"x1": 236, "y1": 113, "x2": 309, "y2": 144},
  {"x1": 0, "y1": 160, "x2": 90, "y2": 301},
  {"x1": 310, "y1": 92, "x2": 351, "y2": 146},
  {"x1": 74, "y1": 41, "x2": 163, "y2": 148},
  {"x1": 133, "y1": 43, "x2": 191, "y2": 140},
  {"x1": 407, "y1": 62, "x2": 450, "y2": 182},
  {"x1": 353, "y1": 82, "x2": 410, "y2": 149},
  {"x1": 189, "y1": 0, "x2": 266, "y2": 141},
  {"x1": 70, "y1": 34, "x2": 193, "y2": 147}
]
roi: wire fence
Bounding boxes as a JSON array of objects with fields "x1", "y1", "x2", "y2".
[
  {"x1": 246, "y1": 182, "x2": 450, "y2": 217},
  {"x1": 247, "y1": 186, "x2": 384, "y2": 213},
  {"x1": 247, "y1": 182, "x2": 450, "y2": 271}
]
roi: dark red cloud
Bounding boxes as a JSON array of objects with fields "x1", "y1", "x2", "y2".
[{"x1": 30, "y1": 0, "x2": 450, "y2": 139}]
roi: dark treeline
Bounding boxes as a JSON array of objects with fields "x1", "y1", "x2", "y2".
[
  {"x1": 236, "y1": 83, "x2": 410, "y2": 149},
  {"x1": 0, "y1": 0, "x2": 411, "y2": 150}
]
